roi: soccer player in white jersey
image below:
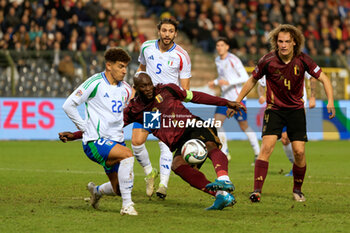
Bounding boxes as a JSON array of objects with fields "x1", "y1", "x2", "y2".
[
  {"x1": 61, "y1": 47, "x2": 137, "y2": 215},
  {"x1": 257, "y1": 72, "x2": 316, "y2": 176},
  {"x1": 131, "y1": 18, "x2": 191, "y2": 200},
  {"x1": 208, "y1": 37, "x2": 260, "y2": 163}
]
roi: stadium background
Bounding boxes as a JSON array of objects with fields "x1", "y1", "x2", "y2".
[{"x1": 0, "y1": 0, "x2": 349, "y2": 140}]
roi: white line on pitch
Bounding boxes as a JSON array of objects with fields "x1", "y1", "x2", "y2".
[{"x1": 0, "y1": 167, "x2": 145, "y2": 176}]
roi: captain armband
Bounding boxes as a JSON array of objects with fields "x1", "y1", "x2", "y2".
[{"x1": 184, "y1": 90, "x2": 193, "y2": 102}]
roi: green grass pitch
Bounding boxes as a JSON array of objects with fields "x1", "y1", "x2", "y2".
[{"x1": 0, "y1": 140, "x2": 349, "y2": 233}]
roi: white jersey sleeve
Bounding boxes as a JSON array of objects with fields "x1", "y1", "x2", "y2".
[
  {"x1": 215, "y1": 53, "x2": 249, "y2": 101},
  {"x1": 304, "y1": 72, "x2": 311, "y2": 80},
  {"x1": 303, "y1": 72, "x2": 312, "y2": 106},
  {"x1": 62, "y1": 75, "x2": 101, "y2": 132},
  {"x1": 225, "y1": 54, "x2": 249, "y2": 85},
  {"x1": 174, "y1": 45, "x2": 191, "y2": 80},
  {"x1": 138, "y1": 40, "x2": 157, "y2": 66},
  {"x1": 258, "y1": 76, "x2": 266, "y2": 87}
]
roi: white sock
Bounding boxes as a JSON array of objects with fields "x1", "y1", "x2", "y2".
[
  {"x1": 244, "y1": 126, "x2": 260, "y2": 156},
  {"x1": 217, "y1": 175, "x2": 230, "y2": 181},
  {"x1": 132, "y1": 143, "x2": 152, "y2": 176},
  {"x1": 118, "y1": 157, "x2": 134, "y2": 207},
  {"x1": 96, "y1": 182, "x2": 115, "y2": 196},
  {"x1": 283, "y1": 143, "x2": 294, "y2": 164},
  {"x1": 216, "y1": 190, "x2": 228, "y2": 196},
  {"x1": 159, "y1": 141, "x2": 172, "y2": 187},
  {"x1": 144, "y1": 164, "x2": 153, "y2": 176},
  {"x1": 217, "y1": 129, "x2": 229, "y2": 155}
]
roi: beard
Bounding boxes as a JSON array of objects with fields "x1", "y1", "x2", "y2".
[{"x1": 160, "y1": 36, "x2": 174, "y2": 46}]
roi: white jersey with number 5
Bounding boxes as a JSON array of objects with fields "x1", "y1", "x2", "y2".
[
  {"x1": 63, "y1": 72, "x2": 132, "y2": 143},
  {"x1": 138, "y1": 39, "x2": 191, "y2": 86}
]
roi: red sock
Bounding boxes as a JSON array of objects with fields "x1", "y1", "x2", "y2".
[
  {"x1": 173, "y1": 164, "x2": 216, "y2": 196},
  {"x1": 207, "y1": 148, "x2": 228, "y2": 177},
  {"x1": 293, "y1": 163, "x2": 306, "y2": 192},
  {"x1": 254, "y1": 160, "x2": 269, "y2": 192}
]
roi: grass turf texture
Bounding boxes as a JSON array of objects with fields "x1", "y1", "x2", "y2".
[{"x1": 0, "y1": 140, "x2": 349, "y2": 233}]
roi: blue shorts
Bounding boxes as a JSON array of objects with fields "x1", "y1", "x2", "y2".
[
  {"x1": 282, "y1": 126, "x2": 287, "y2": 133},
  {"x1": 133, "y1": 122, "x2": 152, "y2": 133},
  {"x1": 83, "y1": 138, "x2": 125, "y2": 173},
  {"x1": 215, "y1": 101, "x2": 247, "y2": 121}
]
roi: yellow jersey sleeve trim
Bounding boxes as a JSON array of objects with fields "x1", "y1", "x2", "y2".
[{"x1": 184, "y1": 90, "x2": 193, "y2": 102}]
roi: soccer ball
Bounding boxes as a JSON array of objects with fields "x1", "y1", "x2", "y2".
[{"x1": 181, "y1": 139, "x2": 208, "y2": 164}]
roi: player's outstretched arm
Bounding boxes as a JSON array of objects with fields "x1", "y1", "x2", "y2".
[
  {"x1": 58, "y1": 131, "x2": 82, "y2": 143},
  {"x1": 226, "y1": 101, "x2": 247, "y2": 118},
  {"x1": 236, "y1": 76, "x2": 257, "y2": 102},
  {"x1": 317, "y1": 72, "x2": 335, "y2": 119},
  {"x1": 180, "y1": 78, "x2": 190, "y2": 90}
]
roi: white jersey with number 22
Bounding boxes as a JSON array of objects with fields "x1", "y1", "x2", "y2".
[{"x1": 63, "y1": 72, "x2": 132, "y2": 143}]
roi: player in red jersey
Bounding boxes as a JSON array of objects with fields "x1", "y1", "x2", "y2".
[
  {"x1": 236, "y1": 24, "x2": 335, "y2": 203},
  {"x1": 60, "y1": 71, "x2": 246, "y2": 210}
]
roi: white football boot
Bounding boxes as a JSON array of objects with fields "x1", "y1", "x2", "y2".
[
  {"x1": 120, "y1": 203, "x2": 138, "y2": 216},
  {"x1": 87, "y1": 182, "x2": 101, "y2": 209}
]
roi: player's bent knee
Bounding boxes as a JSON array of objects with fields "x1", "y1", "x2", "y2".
[
  {"x1": 281, "y1": 137, "x2": 290, "y2": 145},
  {"x1": 131, "y1": 137, "x2": 146, "y2": 146},
  {"x1": 239, "y1": 120, "x2": 248, "y2": 130},
  {"x1": 261, "y1": 146, "x2": 273, "y2": 155},
  {"x1": 259, "y1": 147, "x2": 274, "y2": 160},
  {"x1": 171, "y1": 156, "x2": 186, "y2": 171},
  {"x1": 205, "y1": 141, "x2": 218, "y2": 151},
  {"x1": 281, "y1": 131, "x2": 290, "y2": 145},
  {"x1": 124, "y1": 148, "x2": 133, "y2": 158},
  {"x1": 293, "y1": 149, "x2": 304, "y2": 161}
]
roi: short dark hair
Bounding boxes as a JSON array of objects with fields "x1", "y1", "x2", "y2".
[
  {"x1": 104, "y1": 47, "x2": 131, "y2": 63},
  {"x1": 157, "y1": 18, "x2": 178, "y2": 31},
  {"x1": 133, "y1": 71, "x2": 152, "y2": 87},
  {"x1": 216, "y1": 37, "x2": 229, "y2": 46}
]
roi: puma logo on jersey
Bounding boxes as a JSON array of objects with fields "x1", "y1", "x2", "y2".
[
  {"x1": 148, "y1": 55, "x2": 154, "y2": 60},
  {"x1": 104, "y1": 93, "x2": 109, "y2": 98}
]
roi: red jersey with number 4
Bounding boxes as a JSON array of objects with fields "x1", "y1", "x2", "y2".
[{"x1": 252, "y1": 51, "x2": 321, "y2": 110}]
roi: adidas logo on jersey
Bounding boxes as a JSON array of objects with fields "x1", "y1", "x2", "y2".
[
  {"x1": 104, "y1": 93, "x2": 109, "y2": 98},
  {"x1": 148, "y1": 55, "x2": 154, "y2": 60}
]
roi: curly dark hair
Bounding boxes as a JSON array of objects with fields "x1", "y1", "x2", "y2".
[
  {"x1": 104, "y1": 47, "x2": 131, "y2": 63},
  {"x1": 268, "y1": 24, "x2": 305, "y2": 56}
]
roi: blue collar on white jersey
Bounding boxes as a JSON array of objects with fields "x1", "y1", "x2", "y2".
[
  {"x1": 155, "y1": 39, "x2": 176, "y2": 52},
  {"x1": 102, "y1": 72, "x2": 122, "y2": 87},
  {"x1": 101, "y1": 72, "x2": 110, "y2": 85}
]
